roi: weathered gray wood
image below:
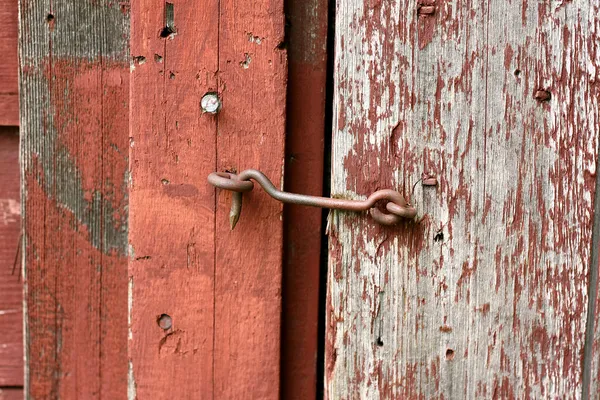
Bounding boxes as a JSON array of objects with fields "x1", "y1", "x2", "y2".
[
  {"x1": 326, "y1": 1, "x2": 600, "y2": 398},
  {"x1": 19, "y1": 0, "x2": 130, "y2": 397}
]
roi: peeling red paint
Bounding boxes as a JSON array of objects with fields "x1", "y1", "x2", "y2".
[{"x1": 327, "y1": 0, "x2": 600, "y2": 398}]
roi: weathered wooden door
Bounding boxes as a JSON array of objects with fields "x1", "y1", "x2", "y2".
[
  {"x1": 16, "y1": 0, "x2": 600, "y2": 398},
  {"x1": 325, "y1": 1, "x2": 600, "y2": 399},
  {"x1": 19, "y1": 0, "x2": 286, "y2": 398}
]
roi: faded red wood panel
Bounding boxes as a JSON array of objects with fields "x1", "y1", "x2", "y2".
[
  {"x1": 129, "y1": 0, "x2": 287, "y2": 397},
  {"x1": 0, "y1": 388, "x2": 22, "y2": 400},
  {"x1": 281, "y1": 0, "x2": 328, "y2": 398},
  {"x1": 19, "y1": 1, "x2": 130, "y2": 398},
  {"x1": 0, "y1": 127, "x2": 22, "y2": 389},
  {"x1": 327, "y1": 1, "x2": 600, "y2": 399},
  {"x1": 0, "y1": 0, "x2": 18, "y2": 126},
  {"x1": 128, "y1": 0, "x2": 218, "y2": 396},
  {"x1": 214, "y1": 0, "x2": 286, "y2": 397}
]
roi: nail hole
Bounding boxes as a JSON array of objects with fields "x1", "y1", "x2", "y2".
[
  {"x1": 514, "y1": 69, "x2": 521, "y2": 77},
  {"x1": 154, "y1": 54, "x2": 163, "y2": 63},
  {"x1": 160, "y1": 26, "x2": 175, "y2": 38},
  {"x1": 133, "y1": 56, "x2": 146, "y2": 65},
  {"x1": 46, "y1": 13, "x2": 54, "y2": 22},
  {"x1": 157, "y1": 314, "x2": 172, "y2": 330},
  {"x1": 160, "y1": 2, "x2": 176, "y2": 38},
  {"x1": 376, "y1": 337, "x2": 384, "y2": 347},
  {"x1": 534, "y1": 89, "x2": 551, "y2": 102},
  {"x1": 446, "y1": 348, "x2": 455, "y2": 360},
  {"x1": 169, "y1": 71, "x2": 176, "y2": 79},
  {"x1": 161, "y1": 178, "x2": 170, "y2": 185},
  {"x1": 239, "y1": 53, "x2": 252, "y2": 69}
]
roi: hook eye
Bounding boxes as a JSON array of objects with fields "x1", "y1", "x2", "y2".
[
  {"x1": 386, "y1": 202, "x2": 417, "y2": 219},
  {"x1": 207, "y1": 172, "x2": 254, "y2": 192},
  {"x1": 369, "y1": 208, "x2": 402, "y2": 225}
]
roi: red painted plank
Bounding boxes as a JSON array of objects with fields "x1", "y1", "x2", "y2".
[
  {"x1": 19, "y1": 2, "x2": 129, "y2": 398},
  {"x1": 281, "y1": 0, "x2": 328, "y2": 398},
  {"x1": 128, "y1": 0, "x2": 218, "y2": 396},
  {"x1": 0, "y1": 0, "x2": 18, "y2": 126},
  {"x1": 128, "y1": 0, "x2": 287, "y2": 397},
  {"x1": 0, "y1": 388, "x2": 23, "y2": 400},
  {"x1": 0, "y1": 127, "x2": 22, "y2": 387},
  {"x1": 214, "y1": 0, "x2": 286, "y2": 397}
]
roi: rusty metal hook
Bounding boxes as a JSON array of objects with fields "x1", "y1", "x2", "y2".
[{"x1": 208, "y1": 169, "x2": 417, "y2": 229}]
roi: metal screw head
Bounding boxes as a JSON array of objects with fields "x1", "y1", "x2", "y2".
[
  {"x1": 201, "y1": 92, "x2": 221, "y2": 114},
  {"x1": 157, "y1": 314, "x2": 172, "y2": 330}
]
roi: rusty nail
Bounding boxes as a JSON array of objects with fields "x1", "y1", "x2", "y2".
[
  {"x1": 157, "y1": 314, "x2": 172, "y2": 330},
  {"x1": 418, "y1": 5, "x2": 436, "y2": 15},
  {"x1": 534, "y1": 89, "x2": 551, "y2": 102},
  {"x1": 422, "y1": 176, "x2": 438, "y2": 186},
  {"x1": 230, "y1": 192, "x2": 243, "y2": 230},
  {"x1": 201, "y1": 92, "x2": 221, "y2": 114}
]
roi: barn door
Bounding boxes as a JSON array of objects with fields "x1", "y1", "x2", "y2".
[
  {"x1": 325, "y1": 1, "x2": 600, "y2": 398},
  {"x1": 19, "y1": 0, "x2": 286, "y2": 398}
]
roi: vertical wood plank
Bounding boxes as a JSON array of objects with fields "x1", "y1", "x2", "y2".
[
  {"x1": 281, "y1": 0, "x2": 328, "y2": 398},
  {"x1": 129, "y1": 0, "x2": 287, "y2": 398},
  {"x1": 326, "y1": 1, "x2": 600, "y2": 398},
  {"x1": 0, "y1": 128, "x2": 23, "y2": 388},
  {"x1": 214, "y1": 1, "x2": 287, "y2": 398},
  {"x1": 0, "y1": 0, "x2": 18, "y2": 126},
  {"x1": 128, "y1": 0, "x2": 218, "y2": 397},
  {"x1": 0, "y1": 388, "x2": 23, "y2": 400},
  {"x1": 19, "y1": 0, "x2": 130, "y2": 398}
]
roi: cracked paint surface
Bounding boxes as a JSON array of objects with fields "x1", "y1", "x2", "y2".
[{"x1": 327, "y1": 1, "x2": 600, "y2": 398}]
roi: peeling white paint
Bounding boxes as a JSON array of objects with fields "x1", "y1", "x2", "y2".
[{"x1": 327, "y1": 0, "x2": 600, "y2": 398}]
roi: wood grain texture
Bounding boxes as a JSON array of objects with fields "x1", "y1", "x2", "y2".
[
  {"x1": 0, "y1": 0, "x2": 18, "y2": 126},
  {"x1": 326, "y1": 1, "x2": 600, "y2": 399},
  {"x1": 0, "y1": 128, "x2": 22, "y2": 388},
  {"x1": 128, "y1": 0, "x2": 286, "y2": 398},
  {"x1": 214, "y1": 0, "x2": 286, "y2": 396},
  {"x1": 19, "y1": 1, "x2": 130, "y2": 398},
  {"x1": 128, "y1": 1, "x2": 218, "y2": 397},
  {"x1": 281, "y1": 0, "x2": 328, "y2": 398},
  {"x1": 0, "y1": 388, "x2": 23, "y2": 400}
]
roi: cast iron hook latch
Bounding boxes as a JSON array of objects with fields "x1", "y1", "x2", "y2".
[{"x1": 208, "y1": 169, "x2": 417, "y2": 229}]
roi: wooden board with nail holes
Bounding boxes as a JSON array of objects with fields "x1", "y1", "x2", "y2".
[
  {"x1": 129, "y1": 0, "x2": 286, "y2": 398},
  {"x1": 0, "y1": 0, "x2": 18, "y2": 126},
  {"x1": 326, "y1": 1, "x2": 600, "y2": 399},
  {"x1": 0, "y1": 128, "x2": 23, "y2": 390},
  {"x1": 281, "y1": 0, "x2": 328, "y2": 399},
  {"x1": 19, "y1": 1, "x2": 130, "y2": 398}
]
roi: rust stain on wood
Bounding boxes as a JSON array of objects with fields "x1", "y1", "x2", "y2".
[
  {"x1": 19, "y1": 0, "x2": 130, "y2": 398},
  {"x1": 327, "y1": 1, "x2": 600, "y2": 398}
]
